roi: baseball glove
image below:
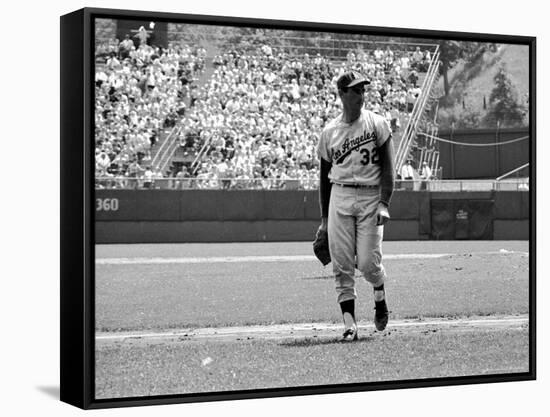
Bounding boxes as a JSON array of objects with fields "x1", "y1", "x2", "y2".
[{"x1": 313, "y1": 227, "x2": 331, "y2": 266}]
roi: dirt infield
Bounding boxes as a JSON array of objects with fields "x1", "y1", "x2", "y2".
[{"x1": 94, "y1": 241, "x2": 531, "y2": 399}]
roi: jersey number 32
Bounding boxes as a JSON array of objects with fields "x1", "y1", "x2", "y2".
[{"x1": 360, "y1": 147, "x2": 380, "y2": 166}]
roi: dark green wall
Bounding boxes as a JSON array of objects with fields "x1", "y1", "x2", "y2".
[
  {"x1": 437, "y1": 128, "x2": 529, "y2": 179},
  {"x1": 95, "y1": 190, "x2": 529, "y2": 243}
]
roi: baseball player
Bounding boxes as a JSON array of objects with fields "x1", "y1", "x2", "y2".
[{"x1": 317, "y1": 71, "x2": 395, "y2": 341}]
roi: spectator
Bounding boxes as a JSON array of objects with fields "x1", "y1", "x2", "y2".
[
  {"x1": 406, "y1": 90, "x2": 417, "y2": 112},
  {"x1": 127, "y1": 159, "x2": 144, "y2": 189},
  {"x1": 113, "y1": 169, "x2": 127, "y2": 189},
  {"x1": 119, "y1": 34, "x2": 134, "y2": 59},
  {"x1": 96, "y1": 149, "x2": 111, "y2": 174},
  {"x1": 134, "y1": 26, "x2": 150, "y2": 47},
  {"x1": 257, "y1": 140, "x2": 271, "y2": 167},
  {"x1": 420, "y1": 161, "x2": 433, "y2": 189},
  {"x1": 106, "y1": 52, "x2": 121, "y2": 70},
  {"x1": 400, "y1": 160, "x2": 415, "y2": 190},
  {"x1": 420, "y1": 161, "x2": 432, "y2": 181},
  {"x1": 412, "y1": 46, "x2": 423, "y2": 69},
  {"x1": 153, "y1": 166, "x2": 164, "y2": 188},
  {"x1": 421, "y1": 50, "x2": 432, "y2": 71},
  {"x1": 389, "y1": 105, "x2": 400, "y2": 132},
  {"x1": 408, "y1": 70, "x2": 418, "y2": 88},
  {"x1": 142, "y1": 166, "x2": 154, "y2": 189},
  {"x1": 215, "y1": 157, "x2": 231, "y2": 190},
  {"x1": 401, "y1": 160, "x2": 414, "y2": 179},
  {"x1": 195, "y1": 167, "x2": 210, "y2": 189},
  {"x1": 411, "y1": 84, "x2": 422, "y2": 99},
  {"x1": 174, "y1": 166, "x2": 190, "y2": 189},
  {"x1": 400, "y1": 53, "x2": 410, "y2": 72}
]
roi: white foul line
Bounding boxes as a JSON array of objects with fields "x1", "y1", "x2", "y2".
[
  {"x1": 96, "y1": 251, "x2": 527, "y2": 265},
  {"x1": 96, "y1": 315, "x2": 528, "y2": 342}
]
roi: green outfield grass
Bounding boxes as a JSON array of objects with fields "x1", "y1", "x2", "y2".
[
  {"x1": 95, "y1": 250, "x2": 528, "y2": 331},
  {"x1": 95, "y1": 326, "x2": 528, "y2": 399},
  {"x1": 94, "y1": 241, "x2": 531, "y2": 399}
]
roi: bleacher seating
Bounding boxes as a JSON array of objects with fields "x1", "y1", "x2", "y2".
[
  {"x1": 95, "y1": 37, "x2": 434, "y2": 190},
  {"x1": 94, "y1": 40, "x2": 205, "y2": 186}
]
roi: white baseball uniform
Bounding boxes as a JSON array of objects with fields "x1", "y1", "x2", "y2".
[{"x1": 318, "y1": 109, "x2": 392, "y2": 303}]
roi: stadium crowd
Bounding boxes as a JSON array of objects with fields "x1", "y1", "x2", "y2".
[
  {"x1": 95, "y1": 36, "x2": 433, "y2": 190},
  {"x1": 94, "y1": 37, "x2": 206, "y2": 188}
]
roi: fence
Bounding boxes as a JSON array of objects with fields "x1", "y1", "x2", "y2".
[
  {"x1": 95, "y1": 177, "x2": 529, "y2": 192},
  {"x1": 94, "y1": 189, "x2": 530, "y2": 243}
]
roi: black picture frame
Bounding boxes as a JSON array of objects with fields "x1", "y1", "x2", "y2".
[{"x1": 60, "y1": 7, "x2": 536, "y2": 410}]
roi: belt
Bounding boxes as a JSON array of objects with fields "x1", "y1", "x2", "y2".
[{"x1": 334, "y1": 183, "x2": 379, "y2": 189}]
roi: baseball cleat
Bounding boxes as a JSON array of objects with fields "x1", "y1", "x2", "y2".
[
  {"x1": 342, "y1": 312, "x2": 358, "y2": 341},
  {"x1": 342, "y1": 326, "x2": 358, "y2": 342},
  {"x1": 374, "y1": 299, "x2": 389, "y2": 331}
]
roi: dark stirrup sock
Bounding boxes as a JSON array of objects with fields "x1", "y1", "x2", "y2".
[
  {"x1": 340, "y1": 299, "x2": 356, "y2": 319},
  {"x1": 373, "y1": 284, "x2": 385, "y2": 302}
]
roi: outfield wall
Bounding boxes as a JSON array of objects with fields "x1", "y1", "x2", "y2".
[
  {"x1": 437, "y1": 128, "x2": 530, "y2": 179},
  {"x1": 95, "y1": 190, "x2": 529, "y2": 243}
]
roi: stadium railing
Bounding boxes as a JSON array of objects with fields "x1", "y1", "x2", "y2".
[
  {"x1": 95, "y1": 177, "x2": 529, "y2": 192},
  {"x1": 150, "y1": 124, "x2": 182, "y2": 169},
  {"x1": 394, "y1": 46, "x2": 441, "y2": 175}
]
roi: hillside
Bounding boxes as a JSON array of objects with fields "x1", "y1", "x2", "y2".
[{"x1": 436, "y1": 44, "x2": 529, "y2": 129}]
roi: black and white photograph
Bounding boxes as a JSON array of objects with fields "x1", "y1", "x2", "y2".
[{"x1": 84, "y1": 8, "x2": 534, "y2": 404}]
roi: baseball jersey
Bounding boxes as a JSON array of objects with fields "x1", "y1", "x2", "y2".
[{"x1": 317, "y1": 109, "x2": 391, "y2": 185}]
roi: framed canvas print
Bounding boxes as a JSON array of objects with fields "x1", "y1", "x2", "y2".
[{"x1": 60, "y1": 7, "x2": 536, "y2": 409}]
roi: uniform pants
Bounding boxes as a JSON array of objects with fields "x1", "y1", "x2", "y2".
[{"x1": 328, "y1": 184, "x2": 386, "y2": 304}]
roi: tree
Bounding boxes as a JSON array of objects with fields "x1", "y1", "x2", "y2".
[
  {"x1": 438, "y1": 40, "x2": 462, "y2": 98},
  {"x1": 484, "y1": 65, "x2": 526, "y2": 127},
  {"x1": 438, "y1": 40, "x2": 494, "y2": 97},
  {"x1": 458, "y1": 108, "x2": 484, "y2": 129}
]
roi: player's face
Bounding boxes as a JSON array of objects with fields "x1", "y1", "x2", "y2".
[{"x1": 341, "y1": 84, "x2": 366, "y2": 109}]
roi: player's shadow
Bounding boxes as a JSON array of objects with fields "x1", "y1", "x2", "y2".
[{"x1": 278, "y1": 336, "x2": 375, "y2": 347}]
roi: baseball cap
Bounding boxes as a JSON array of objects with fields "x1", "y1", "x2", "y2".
[{"x1": 337, "y1": 71, "x2": 370, "y2": 90}]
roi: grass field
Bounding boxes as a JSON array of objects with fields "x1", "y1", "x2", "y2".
[{"x1": 94, "y1": 241, "x2": 530, "y2": 399}]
